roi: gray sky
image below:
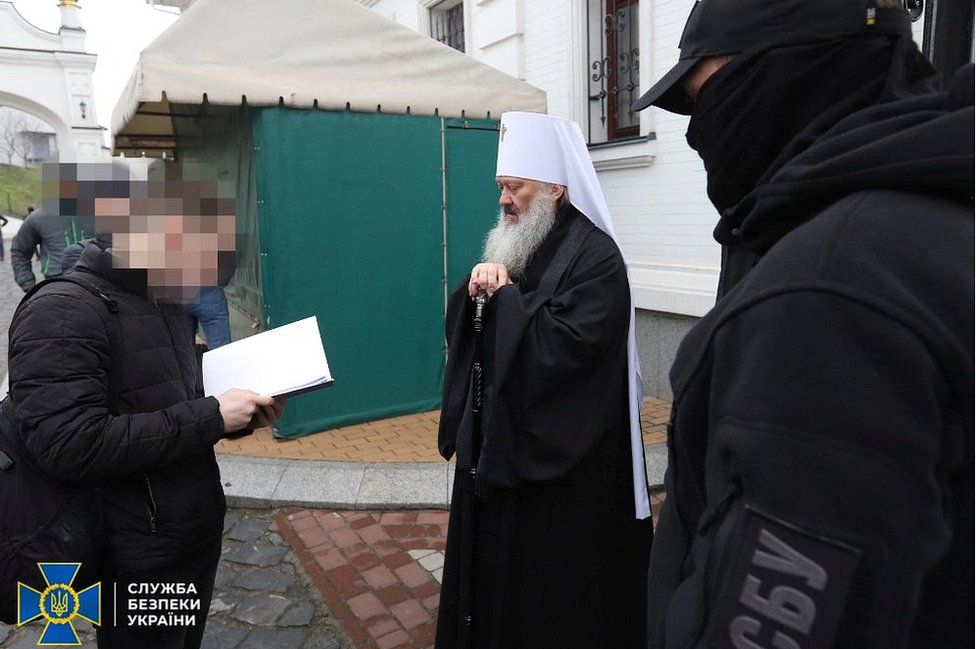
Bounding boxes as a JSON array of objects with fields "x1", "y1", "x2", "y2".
[{"x1": 12, "y1": 0, "x2": 179, "y2": 136}]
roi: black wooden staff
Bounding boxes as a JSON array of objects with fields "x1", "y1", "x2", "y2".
[{"x1": 457, "y1": 289, "x2": 488, "y2": 649}]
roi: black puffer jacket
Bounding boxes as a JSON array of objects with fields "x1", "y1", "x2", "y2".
[{"x1": 8, "y1": 241, "x2": 226, "y2": 572}]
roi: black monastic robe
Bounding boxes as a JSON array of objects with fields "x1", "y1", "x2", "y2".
[{"x1": 435, "y1": 206, "x2": 653, "y2": 649}]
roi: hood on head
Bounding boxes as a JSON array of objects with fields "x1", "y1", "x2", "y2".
[{"x1": 722, "y1": 63, "x2": 974, "y2": 254}]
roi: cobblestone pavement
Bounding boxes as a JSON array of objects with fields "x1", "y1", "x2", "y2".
[
  {"x1": 274, "y1": 492, "x2": 667, "y2": 649},
  {"x1": 1, "y1": 509, "x2": 347, "y2": 649}
]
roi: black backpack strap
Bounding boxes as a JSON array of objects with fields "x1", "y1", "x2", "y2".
[
  {"x1": 14, "y1": 275, "x2": 119, "y2": 322},
  {"x1": 536, "y1": 214, "x2": 595, "y2": 298}
]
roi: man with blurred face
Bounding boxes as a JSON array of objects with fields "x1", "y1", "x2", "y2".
[
  {"x1": 8, "y1": 161, "x2": 284, "y2": 649},
  {"x1": 436, "y1": 112, "x2": 653, "y2": 649},
  {"x1": 10, "y1": 165, "x2": 95, "y2": 291},
  {"x1": 632, "y1": 1, "x2": 974, "y2": 647}
]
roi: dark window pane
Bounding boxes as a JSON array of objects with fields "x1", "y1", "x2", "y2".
[
  {"x1": 588, "y1": 0, "x2": 639, "y2": 143},
  {"x1": 431, "y1": 2, "x2": 465, "y2": 53}
]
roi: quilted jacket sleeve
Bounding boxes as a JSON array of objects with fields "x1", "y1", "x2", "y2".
[{"x1": 8, "y1": 291, "x2": 225, "y2": 483}]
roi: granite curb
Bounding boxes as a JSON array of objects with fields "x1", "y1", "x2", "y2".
[{"x1": 217, "y1": 443, "x2": 667, "y2": 510}]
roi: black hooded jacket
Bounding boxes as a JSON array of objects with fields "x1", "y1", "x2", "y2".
[
  {"x1": 648, "y1": 64, "x2": 974, "y2": 648},
  {"x1": 8, "y1": 241, "x2": 227, "y2": 572}
]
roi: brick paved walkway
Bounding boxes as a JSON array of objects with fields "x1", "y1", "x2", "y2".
[
  {"x1": 275, "y1": 493, "x2": 666, "y2": 649},
  {"x1": 218, "y1": 397, "x2": 671, "y2": 463}
]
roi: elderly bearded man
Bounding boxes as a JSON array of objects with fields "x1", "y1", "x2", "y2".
[{"x1": 435, "y1": 112, "x2": 654, "y2": 649}]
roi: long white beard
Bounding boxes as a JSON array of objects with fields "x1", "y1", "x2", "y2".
[{"x1": 481, "y1": 191, "x2": 558, "y2": 280}]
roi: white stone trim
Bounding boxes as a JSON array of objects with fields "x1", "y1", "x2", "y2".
[
  {"x1": 590, "y1": 136, "x2": 656, "y2": 170},
  {"x1": 629, "y1": 262, "x2": 717, "y2": 316}
]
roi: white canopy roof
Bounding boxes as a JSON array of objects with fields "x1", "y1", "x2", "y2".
[{"x1": 112, "y1": 0, "x2": 547, "y2": 156}]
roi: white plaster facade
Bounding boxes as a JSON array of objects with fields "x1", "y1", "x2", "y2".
[
  {"x1": 0, "y1": 0, "x2": 106, "y2": 162},
  {"x1": 360, "y1": 0, "x2": 717, "y2": 316}
]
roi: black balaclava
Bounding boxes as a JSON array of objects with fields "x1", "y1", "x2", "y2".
[{"x1": 685, "y1": 35, "x2": 938, "y2": 221}]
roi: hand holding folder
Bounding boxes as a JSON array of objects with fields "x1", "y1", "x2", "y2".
[{"x1": 203, "y1": 316, "x2": 334, "y2": 399}]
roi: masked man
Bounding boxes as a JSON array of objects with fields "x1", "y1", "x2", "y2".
[
  {"x1": 435, "y1": 112, "x2": 654, "y2": 649},
  {"x1": 632, "y1": 1, "x2": 974, "y2": 647}
]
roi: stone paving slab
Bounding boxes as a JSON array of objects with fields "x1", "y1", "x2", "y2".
[
  {"x1": 218, "y1": 455, "x2": 291, "y2": 508},
  {"x1": 218, "y1": 443, "x2": 667, "y2": 510},
  {"x1": 275, "y1": 495, "x2": 667, "y2": 649},
  {"x1": 275, "y1": 462, "x2": 368, "y2": 508},
  {"x1": 357, "y1": 464, "x2": 450, "y2": 508},
  {"x1": 645, "y1": 443, "x2": 669, "y2": 486}
]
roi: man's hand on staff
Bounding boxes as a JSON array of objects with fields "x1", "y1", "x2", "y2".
[
  {"x1": 469, "y1": 263, "x2": 512, "y2": 299},
  {"x1": 217, "y1": 388, "x2": 287, "y2": 433}
]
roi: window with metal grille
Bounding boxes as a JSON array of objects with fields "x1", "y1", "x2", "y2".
[
  {"x1": 430, "y1": 0, "x2": 465, "y2": 53},
  {"x1": 587, "y1": 0, "x2": 639, "y2": 144}
]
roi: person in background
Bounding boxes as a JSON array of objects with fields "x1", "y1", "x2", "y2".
[
  {"x1": 25, "y1": 206, "x2": 41, "y2": 262},
  {"x1": 11, "y1": 170, "x2": 93, "y2": 291},
  {"x1": 60, "y1": 237, "x2": 87, "y2": 275},
  {"x1": 185, "y1": 286, "x2": 232, "y2": 348},
  {"x1": 0, "y1": 213, "x2": 8, "y2": 261}
]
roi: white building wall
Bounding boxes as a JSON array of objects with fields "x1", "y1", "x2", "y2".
[
  {"x1": 365, "y1": 0, "x2": 423, "y2": 31},
  {"x1": 521, "y1": 0, "x2": 570, "y2": 118},
  {"x1": 605, "y1": 0, "x2": 717, "y2": 317},
  {"x1": 368, "y1": 0, "x2": 717, "y2": 317}
]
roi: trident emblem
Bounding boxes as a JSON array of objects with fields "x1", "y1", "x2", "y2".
[
  {"x1": 17, "y1": 563, "x2": 101, "y2": 646},
  {"x1": 49, "y1": 590, "x2": 70, "y2": 617}
]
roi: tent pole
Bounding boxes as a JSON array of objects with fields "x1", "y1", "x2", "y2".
[{"x1": 441, "y1": 117, "x2": 449, "y2": 361}]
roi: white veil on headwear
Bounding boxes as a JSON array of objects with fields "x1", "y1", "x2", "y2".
[{"x1": 496, "y1": 111, "x2": 651, "y2": 520}]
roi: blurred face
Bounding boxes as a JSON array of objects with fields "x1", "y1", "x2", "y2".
[{"x1": 94, "y1": 187, "x2": 236, "y2": 300}]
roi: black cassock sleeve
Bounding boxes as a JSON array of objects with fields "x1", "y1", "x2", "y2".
[
  {"x1": 438, "y1": 278, "x2": 475, "y2": 464},
  {"x1": 439, "y1": 232, "x2": 632, "y2": 486}
]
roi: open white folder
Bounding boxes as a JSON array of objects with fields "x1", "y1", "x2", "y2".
[{"x1": 202, "y1": 316, "x2": 334, "y2": 398}]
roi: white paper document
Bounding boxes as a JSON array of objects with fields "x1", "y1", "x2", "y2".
[{"x1": 203, "y1": 316, "x2": 334, "y2": 398}]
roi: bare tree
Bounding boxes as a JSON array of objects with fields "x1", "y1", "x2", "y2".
[{"x1": 0, "y1": 107, "x2": 51, "y2": 166}]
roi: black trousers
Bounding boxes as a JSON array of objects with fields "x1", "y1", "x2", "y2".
[{"x1": 96, "y1": 539, "x2": 220, "y2": 649}]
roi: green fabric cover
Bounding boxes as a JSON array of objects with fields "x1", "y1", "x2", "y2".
[
  {"x1": 444, "y1": 118, "x2": 503, "y2": 291},
  {"x1": 179, "y1": 107, "x2": 500, "y2": 438},
  {"x1": 251, "y1": 109, "x2": 499, "y2": 438}
]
